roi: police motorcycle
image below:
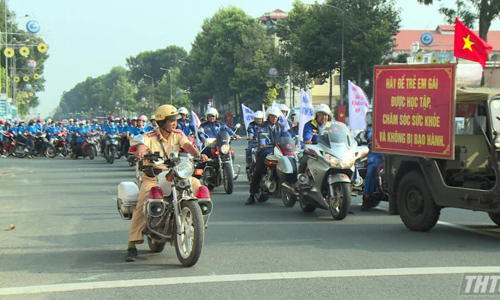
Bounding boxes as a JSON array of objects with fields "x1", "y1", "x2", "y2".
[
  {"x1": 246, "y1": 141, "x2": 258, "y2": 183},
  {"x1": 256, "y1": 132, "x2": 297, "y2": 202},
  {"x1": 278, "y1": 122, "x2": 369, "y2": 220},
  {"x1": 196, "y1": 124, "x2": 241, "y2": 194},
  {"x1": 116, "y1": 138, "x2": 213, "y2": 267},
  {"x1": 104, "y1": 133, "x2": 120, "y2": 164}
]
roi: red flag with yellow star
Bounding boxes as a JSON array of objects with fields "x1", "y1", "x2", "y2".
[
  {"x1": 337, "y1": 105, "x2": 346, "y2": 123},
  {"x1": 454, "y1": 17, "x2": 492, "y2": 67}
]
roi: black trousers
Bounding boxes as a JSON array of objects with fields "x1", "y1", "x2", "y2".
[
  {"x1": 249, "y1": 154, "x2": 267, "y2": 194},
  {"x1": 27, "y1": 136, "x2": 36, "y2": 155}
]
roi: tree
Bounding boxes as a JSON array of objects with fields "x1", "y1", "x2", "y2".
[
  {"x1": 182, "y1": 6, "x2": 273, "y2": 115},
  {"x1": 417, "y1": 0, "x2": 500, "y2": 41},
  {"x1": 110, "y1": 75, "x2": 136, "y2": 114}
]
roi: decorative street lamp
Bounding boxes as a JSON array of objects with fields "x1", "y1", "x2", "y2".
[{"x1": 324, "y1": 3, "x2": 345, "y2": 106}]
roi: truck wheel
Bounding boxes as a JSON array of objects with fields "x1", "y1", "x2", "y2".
[
  {"x1": 488, "y1": 213, "x2": 500, "y2": 226},
  {"x1": 397, "y1": 171, "x2": 440, "y2": 232}
]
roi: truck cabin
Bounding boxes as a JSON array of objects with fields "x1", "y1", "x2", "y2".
[{"x1": 443, "y1": 87, "x2": 500, "y2": 190}]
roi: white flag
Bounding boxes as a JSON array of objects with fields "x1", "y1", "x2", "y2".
[
  {"x1": 298, "y1": 89, "x2": 314, "y2": 142},
  {"x1": 191, "y1": 110, "x2": 202, "y2": 149},
  {"x1": 262, "y1": 104, "x2": 266, "y2": 119},
  {"x1": 347, "y1": 80, "x2": 370, "y2": 133},
  {"x1": 241, "y1": 104, "x2": 254, "y2": 136},
  {"x1": 272, "y1": 101, "x2": 290, "y2": 130}
]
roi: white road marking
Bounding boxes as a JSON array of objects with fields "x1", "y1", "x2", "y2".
[
  {"x1": 2, "y1": 266, "x2": 500, "y2": 295},
  {"x1": 437, "y1": 221, "x2": 500, "y2": 239}
]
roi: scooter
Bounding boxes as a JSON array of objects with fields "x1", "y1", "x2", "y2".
[{"x1": 277, "y1": 122, "x2": 369, "y2": 220}]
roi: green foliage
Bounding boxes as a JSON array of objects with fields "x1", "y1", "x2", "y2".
[{"x1": 182, "y1": 6, "x2": 273, "y2": 110}]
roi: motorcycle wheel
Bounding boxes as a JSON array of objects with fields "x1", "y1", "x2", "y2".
[
  {"x1": 299, "y1": 196, "x2": 316, "y2": 213},
  {"x1": 223, "y1": 164, "x2": 234, "y2": 194},
  {"x1": 13, "y1": 144, "x2": 27, "y2": 158},
  {"x1": 128, "y1": 159, "x2": 135, "y2": 167},
  {"x1": 88, "y1": 145, "x2": 95, "y2": 160},
  {"x1": 174, "y1": 200, "x2": 204, "y2": 267},
  {"x1": 281, "y1": 188, "x2": 297, "y2": 207},
  {"x1": 61, "y1": 147, "x2": 68, "y2": 157},
  {"x1": 328, "y1": 183, "x2": 351, "y2": 220},
  {"x1": 45, "y1": 145, "x2": 57, "y2": 158},
  {"x1": 108, "y1": 147, "x2": 116, "y2": 164},
  {"x1": 147, "y1": 235, "x2": 166, "y2": 253}
]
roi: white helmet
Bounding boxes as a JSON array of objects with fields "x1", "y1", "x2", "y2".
[
  {"x1": 205, "y1": 107, "x2": 219, "y2": 118},
  {"x1": 178, "y1": 107, "x2": 189, "y2": 115},
  {"x1": 266, "y1": 106, "x2": 281, "y2": 117},
  {"x1": 46, "y1": 118, "x2": 52, "y2": 124},
  {"x1": 253, "y1": 110, "x2": 264, "y2": 119},
  {"x1": 314, "y1": 104, "x2": 332, "y2": 116},
  {"x1": 138, "y1": 115, "x2": 147, "y2": 122},
  {"x1": 280, "y1": 104, "x2": 290, "y2": 113}
]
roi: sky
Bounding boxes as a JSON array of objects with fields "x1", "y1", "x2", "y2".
[{"x1": 8, "y1": 0, "x2": 500, "y2": 118}]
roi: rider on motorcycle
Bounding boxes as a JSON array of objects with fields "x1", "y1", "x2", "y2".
[
  {"x1": 303, "y1": 104, "x2": 332, "y2": 145},
  {"x1": 177, "y1": 107, "x2": 196, "y2": 137},
  {"x1": 246, "y1": 110, "x2": 264, "y2": 165},
  {"x1": 71, "y1": 121, "x2": 88, "y2": 159},
  {"x1": 144, "y1": 115, "x2": 157, "y2": 132},
  {"x1": 246, "y1": 106, "x2": 289, "y2": 205},
  {"x1": 198, "y1": 107, "x2": 240, "y2": 150},
  {"x1": 26, "y1": 119, "x2": 38, "y2": 158},
  {"x1": 126, "y1": 104, "x2": 208, "y2": 262}
]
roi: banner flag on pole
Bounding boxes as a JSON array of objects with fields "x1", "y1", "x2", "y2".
[
  {"x1": 298, "y1": 89, "x2": 314, "y2": 142},
  {"x1": 191, "y1": 110, "x2": 202, "y2": 149},
  {"x1": 454, "y1": 17, "x2": 492, "y2": 67},
  {"x1": 347, "y1": 80, "x2": 370, "y2": 133},
  {"x1": 241, "y1": 104, "x2": 254, "y2": 136}
]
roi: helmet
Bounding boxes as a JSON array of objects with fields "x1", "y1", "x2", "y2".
[
  {"x1": 280, "y1": 104, "x2": 290, "y2": 113},
  {"x1": 114, "y1": 117, "x2": 120, "y2": 122},
  {"x1": 314, "y1": 104, "x2": 332, "y2": 116},
  {"x1": 108, "y1": 115, "x2": 114, "y2": 120},
  {"x1": 131, "y1": 116, "x2": 137, "y2": 121},
  {"x1": 178, "y1": 107, "x2": 189, "y2": 115},
  {"x1": 69, "y1": 118, "x2": 74, "y2": 122},
  {"x1": 46, "y1": 118, "x2": 52, "y2": 123},
  {"x1": 29, "y1": 119, "x2": 35, "y2": 123},
  {"x1": 138, "y1": 115, "x2": 147, "y2": 122},
  {"x1": 79, "y1": 120, "x2": 85, "y2": 125},
  {"x1": 205, "y1": 107, "x2": 219, "y2": 118},
  {"x1": 253, "y1": 111, "x2": 264, "y2": 119},
  {"x1": 266, "y1": 106, "x2": 281, "y2": 117},
  {"x1": 37, "y1": 119, "x2": 42, "y2": 123},
  {"x1": 92, "y1": 118, "x2": 97, "y2": 122},
  {"x1": 58, "y1": 121, "x2": 63, "y2": 125},
  {"x1": 155, "y1": 104, "x2": 181, "y2": 121},
  {"x1": 0, "y1": 120, "x2": 4, "y2": 125},
  {"x1": 150, "y1": 114, "x2": 156, "y2": 121}
]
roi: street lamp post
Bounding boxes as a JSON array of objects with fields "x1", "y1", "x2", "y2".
[
  {"x1": 143, "y1": 74, "x2": 155, "y2": 108},
  {"x1": 266, "y1": 15, "x2": 294, "y2": 107},
  {"x1": 160, "y1": 67, "x2": 173, "y2": 105},
  {"x1": 324, "y1": 3, "x2": 344, "y2": 106}
]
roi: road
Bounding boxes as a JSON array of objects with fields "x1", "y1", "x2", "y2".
[{"x1": 1, "y1": 140, "x2": 500, "y2": 299}]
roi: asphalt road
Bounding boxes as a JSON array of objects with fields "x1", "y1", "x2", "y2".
[{"x1": 1, "y1": 140, "x2": 500, "y2": 299}]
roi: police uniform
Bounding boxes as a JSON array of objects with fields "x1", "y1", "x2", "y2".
[
  {"x1": 128, "y1": 128, "x2": 202, "y2": 244},
  {"x1": 177, "y1": 119, "x2": 196, "y2": 137},
  {"x1": 246, "y1": 121, "x2": 261, "y2": 164},
  {"x1": 199, "y1": 121, "x2": 235, "y2": 141}
]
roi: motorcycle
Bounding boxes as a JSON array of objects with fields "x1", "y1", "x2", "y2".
[
  {"x1": 104, "y1": 133, "x2": 119, "y2": 164},
  {"x1": 256, "y1": 132, "x2": 296, "y2": 203},
  {"x1": 81, "y1": 134, "x2": 99, "y2": 160},
  {"x1": 11, "y1": 136, "x2": 29, "y2": 158},
  {"x1": 196, "y1": 124, "x2": 241, "y2": 194},
  {"x1": 50, "y1": 132, "x2": 70, "y2": 157},
  {"x1": 116, "y1": 149, "x2": 213, "y2": 267},
  {"x1": 278, "y1": 122, "x2": 369, "y2": 220},
  {"x1": 245, "y1": 140, "x2": 258, "y2": 183},
  {"x1": 35, "y1": 133, "x2": 57, "y2": 158},
  {"x1": 1, "y1": 132, "x2": 15, "y2": 156}
]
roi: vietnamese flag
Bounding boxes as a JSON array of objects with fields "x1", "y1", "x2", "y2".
[
  {"x1": 337, "y1": 105, "x2": 346, "y2": 123},
  {"x1": 454, "y1": 17, "x2": 492, "y2": 67}
]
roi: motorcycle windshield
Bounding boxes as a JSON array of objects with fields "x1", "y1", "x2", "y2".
[
  {"x1": 217, "y1": 131, "x2": 230, "y2": 146},
  {"x1": 317, "y1": 122, "x2": 354, "y2": 149}
]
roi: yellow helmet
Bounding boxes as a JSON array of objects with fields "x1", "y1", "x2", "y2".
[{"x1": 155, "y1": 104, "x2": 181, "y2": 121}]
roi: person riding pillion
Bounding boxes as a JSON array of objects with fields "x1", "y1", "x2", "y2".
[
  {"x1": 176, "y1": 107, "x2": 196, "y2": 137},
  {"x1": 246, "y1": 110, "x2": 264, "y2": 165},
  {"x1": 246, "y1": 106, "x2": 289, "y2": 205},
  {"x1": 125, "y1": 104, "x2": 208, "y2": 262}
]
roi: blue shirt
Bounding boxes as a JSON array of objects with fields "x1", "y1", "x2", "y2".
[
  {"x1": 255, "y1": 121, "x2": 289, "y2": 155},
  {"x1": 303, "y1": 119, "x2": 326, "y2": 144},
  {"x1": 27, "y1": 124, "x2": 37, "y2": 135},
  {"x1": 247, "y1": 121, "x2": 262, "y2": 138},
  {"x1": 177, "y1": 119, "x2": 196, "y2": 137},
  {"x1": 199, "y1": 121, "x2": 236, "y2": 141},
  {"x1": 104, "y1": 124, "x2": 119, "y2": 135},
  {"x1": 75, "y1": 126, "x2": 88, "y2": 143},
  {"x1": 144, "y1": 125, "x2": 154, "y2": 132}
]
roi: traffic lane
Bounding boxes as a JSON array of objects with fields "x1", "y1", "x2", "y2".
[{"x1": 2, "y1": 154, "x2": 500, "y2": 290}]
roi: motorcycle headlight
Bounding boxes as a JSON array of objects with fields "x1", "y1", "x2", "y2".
[
  {"x1": 175, "y1": 160, "x2": 194, "y2": 179},
  {"x1": 220, "y1": 144, "x2": 230, "y2": 154},
  {"x1": 326, "y1": 152, "x2": 355, "y2": 169}
]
